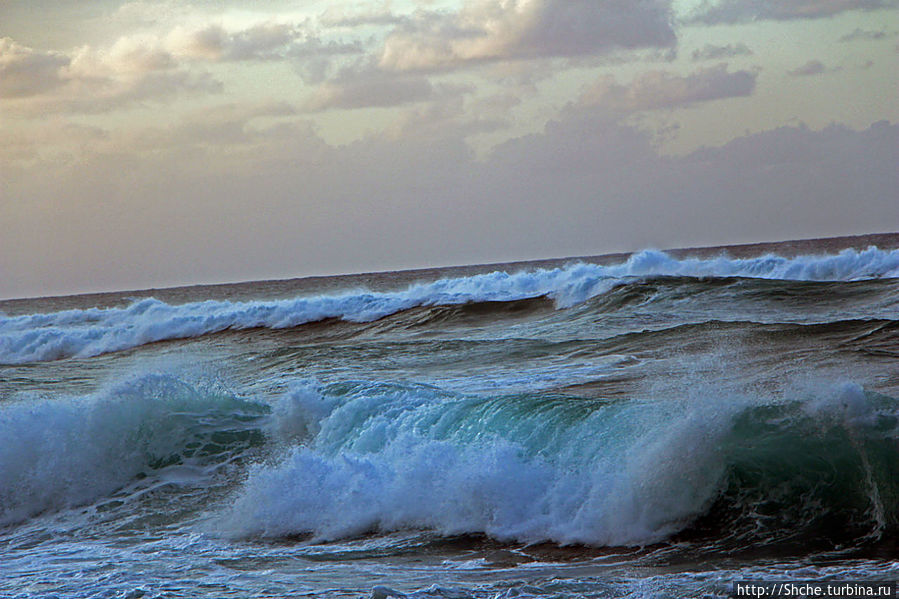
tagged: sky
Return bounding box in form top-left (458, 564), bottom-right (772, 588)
top-left (1, 0), bottom-right (898, 299)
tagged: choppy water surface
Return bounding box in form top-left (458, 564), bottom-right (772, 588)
top-left (2, 238), bottom-right (898, 598)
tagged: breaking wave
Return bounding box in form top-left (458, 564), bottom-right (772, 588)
top-left (220, 380), bottom-right (899, 549)
top-left (3, 368), bottom-right (895, 550)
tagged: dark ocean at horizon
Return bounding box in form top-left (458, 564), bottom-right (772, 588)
top-left (1, 233), bottom-right (898, 598)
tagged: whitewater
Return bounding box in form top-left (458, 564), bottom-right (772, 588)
top-left (1, 237), bottom-right (897, 598)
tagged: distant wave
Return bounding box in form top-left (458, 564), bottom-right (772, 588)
top-left (2, 247), bottom-right (898, 364)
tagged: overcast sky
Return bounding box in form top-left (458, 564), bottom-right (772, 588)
top-left (2, 0), bottom-right (898, 299)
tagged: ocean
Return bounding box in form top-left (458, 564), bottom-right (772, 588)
top-left (1, 234), bottom-right (897, 598)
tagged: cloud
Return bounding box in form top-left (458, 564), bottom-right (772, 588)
top-left (162, 21), bottom-right (365, 85)
top-left (0, 38), bottom-right (70, 98)
top-left (787, 59), bottom-right (839, 76)
top-left (0, 36), bottom-right (221, 113)
top-left (287, 38), bottom-right (365, 60)
top-left (0, 18), bottom-right (364, 115)
top-left (838, 27), bottom-right (895, 41)
top-left (579, 63), bottom-right (757, 112)
top-left (471, 91), bottom-right (523, 114)
top-left (671, 121), bottom-right (897, 238)
top-left (483, 117), bottom-right (898, 252)
top-left (304, 72), bottom-right (435, 111)
top-left (149, 102), bottom-right (301, 149)
top-left (66, 36), bottom-right (177, 78)
top-left (383, 93), bottom-right (506, 140)
top-left (114, 21), bottom-right (363, 65)
top-left (111, 0), bottom-right (199, 28)
top-left (0, 14), bottom-right (370, 114)
top-left (320, 4), bottom-right (409, 28)
top-left (166, 22), bottom-right (304, 61)
top-left (0, 120), bottom-right (109, 166)
top-left (691, 43), bottom-right (753, 61)
top-left (288, 38), bottom-right (367, 84)
top-left (686, 0), bottom-right (896, 24)
top-left (378, 0), bottom-right (676, 72)
top-left (5, 109), bottom-right (896, 298)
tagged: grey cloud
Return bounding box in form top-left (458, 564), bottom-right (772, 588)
top-left (111, 1), bottom-right (202, 28)
top-left (838, 27), bottom-right (895, 41)
top-left (228, 23), bottom-right (301, 60)
top-left (167, 21), bottom-right (365, 64)
top-left (691, 43), bottom-right (753, 61)
top-left (670, 121), bottom-right (897, 239)
top-left (168, 22), bottom-right (301, 61)
top-left (686, 0), bottom-right (896, 24)
top-left (383, 94), bottom-right (506, 140)
top-left (0, 37), bottom-right (70, 98)
top-left (165, 22), bottom-right (366, 86)
top-left (303, 72), bottom-right (435, 111)
top-left (118, 69), bottom-right (222, 101)
top-left (319, 6), bottom-right (409, 28)
top-left (43, 70), bottom-right (222, 114)
top-left (0, 37), bottom-right (222, 115)
top-left (0, 121), bottom-right (107, 165)
top-left (288, 38), bottom-right (367, 84)
top-left (157, 102), bottom-right (299, 148)
top-left (471, 92), bottom-right (523, 114)
top-left (516, 0), bottom-right (676, 57)
top-left (287, 38), bottom-right (365, 60)
top-left (378, 0), bottom-right (676, 72)
top-left (787, 59), bottom-right (839, 76)
top-left (6, 110), bottom-right (895, 298)
top-left (580, 64), bottom-right (757, 112)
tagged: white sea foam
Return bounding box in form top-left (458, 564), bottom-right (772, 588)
top-left (220, 381), bottom-right (739, 546)
top-left (3, 247), bottom-right (897, 364)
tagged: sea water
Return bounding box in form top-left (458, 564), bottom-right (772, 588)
top-left (1, 237), bottom-right (897, 598)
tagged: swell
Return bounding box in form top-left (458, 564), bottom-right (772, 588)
top-left (219, 379), bottom-right (899, 549)
top-left (3, 247), bottom-right (898, 364)
top-left (602, 318), bottom-right (898, 346)
top-left (523, 318), bottom-right (898, 364)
